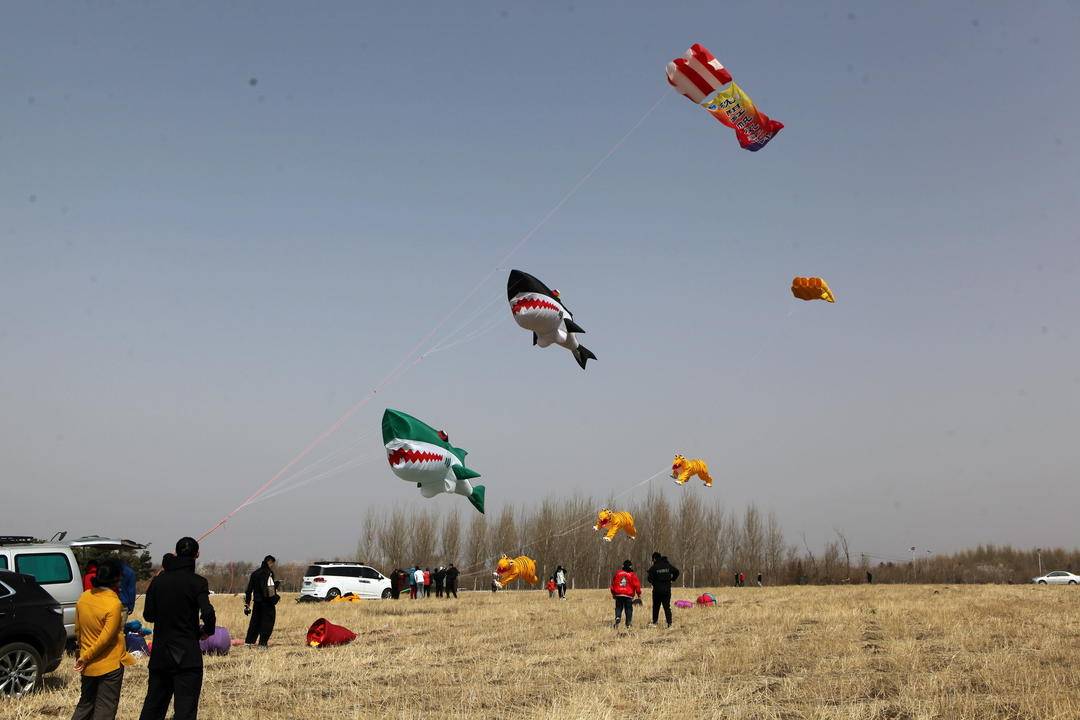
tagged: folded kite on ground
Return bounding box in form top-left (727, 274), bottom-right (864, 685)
top-left (307, 618), bottom-right (357, 648)
top-left (199, 626), bottom-right (232, 655)
top-left (696, 593), bottom-right (718, 606)
top-left (330, 593), bottom-right (362, 603)
top-left (674, 599), bottom-right (694, 609)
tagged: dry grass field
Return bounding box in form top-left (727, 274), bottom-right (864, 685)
top-left (8, 585), bottom-right (1079, 720)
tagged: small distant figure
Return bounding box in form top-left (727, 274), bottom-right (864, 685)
top-left (244, 555), bottom-right (279, 647)
top-left (72, 559), bottom-right (129, 720)
top-left (733, 571), bottom-right (739, 587)
top-left (389, 569), bottom-right (402, 600)
top-left (554, 565), bottom-right (568, 599)
top-left (412, 566), bottom-right (424, 599)
top-left (445, 564), bottom-right (459, 598)
top-left (866, 570), bottom-right (873, 584)
top-left (434, 566), bottom-right (446, 598)
top-left (546, 577), bottom-right (556, 598)
top-left (756, 572), bottom-right (763, 587)
top-left (610, 559), bottom-right (642, 630)
top-left (490, 571), bottom-right (500, 593)
top-left (423, 568), bottom-right (432, 598)
top-left (739, 572), bottom-right (746, 587)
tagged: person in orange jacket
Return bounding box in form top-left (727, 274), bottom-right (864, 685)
top-left (610, 559), bottom-right (642, 629)
top-left (546, 577), bottom-right (556, 598)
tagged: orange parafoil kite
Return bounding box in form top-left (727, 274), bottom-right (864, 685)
top-left (791, 277), bottom-right (835, 303)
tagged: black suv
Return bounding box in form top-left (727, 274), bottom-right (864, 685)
top-left (0, 570), bottom-right (66, 697)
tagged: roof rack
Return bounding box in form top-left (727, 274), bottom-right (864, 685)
top-left (0, 536), bottom-right (44, 545)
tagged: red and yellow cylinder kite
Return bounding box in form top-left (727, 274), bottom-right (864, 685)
top-left (791, 277), bottom-right (835, 303)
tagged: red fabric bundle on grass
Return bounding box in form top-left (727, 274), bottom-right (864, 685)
top-left (306, 618), bottom-right (357, 648)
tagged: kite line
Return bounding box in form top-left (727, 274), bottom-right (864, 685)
top-left (198, 91), bottom-right (668, 541)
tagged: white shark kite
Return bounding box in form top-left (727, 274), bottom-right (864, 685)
top-left (382, 408), bottom-right (485, 513)
top-left (507, 269), bottom-right (596, 370)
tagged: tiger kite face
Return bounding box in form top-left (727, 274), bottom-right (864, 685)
top-left (672, 454), bottom-right (688, 476)
top-left (595, 508), bottom-right (615, 528)
top-left (495, 554), bottom-right (514, 575)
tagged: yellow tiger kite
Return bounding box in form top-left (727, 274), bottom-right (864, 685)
top-left (672, 454), bottom-right (713, 487)
top-left (493, 554), bottom-right (538, 588)
top-left (593, 508), bottom-right (637, 542)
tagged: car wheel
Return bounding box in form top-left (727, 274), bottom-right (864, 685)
top-left (0, 642), bottom-right (43, 698)
top-left (381, 588), bottom-right (392, 599)
top-left (1038, 580), bottom-right (1047, 584)
top-left (325, 588), bottom-right (341, 600)
top-left (1069, 580), bottom-right (1077, 585)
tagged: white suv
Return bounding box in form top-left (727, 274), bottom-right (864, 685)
top-left (300, 563), bottom-right (392, 600)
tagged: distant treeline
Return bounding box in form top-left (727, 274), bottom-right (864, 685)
top-left (192, 492), bottom-right (1079, 592)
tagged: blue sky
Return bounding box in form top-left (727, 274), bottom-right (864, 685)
top-left (2, 2), bottom-right (1078, 561)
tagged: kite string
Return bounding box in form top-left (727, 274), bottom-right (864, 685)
top-left (242, 455), bottom-right (381, 508)
top-left (455, 466), bottom-right (670, 578)
top-left (199, 91), bottom-right (668, 542)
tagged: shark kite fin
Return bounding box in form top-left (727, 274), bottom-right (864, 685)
top-left (452, 464), bottom-right (481, 481)
top-left (564, 318), bottom-right (585, 334)
top-left (574, 346), bottom-right (596, 370)
top-left (468, 485), bottom-right (485, 514)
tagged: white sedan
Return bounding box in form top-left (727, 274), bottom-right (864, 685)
top-left (1032, 571), bottom-right (1080, 585)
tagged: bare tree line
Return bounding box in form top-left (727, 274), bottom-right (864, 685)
top-left (193, 496), bottom-right (1079, 592)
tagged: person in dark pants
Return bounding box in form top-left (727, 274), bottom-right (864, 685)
top-left (434, 566), bottom-right (446, 598)
top-left (72, 560), bottom-right (128, 720)
top-left (554, 565), bottom-right (568, 599)
top-left (610, 559), bottom-right (641, 629)
top-left (756, 572), bottom-right (763, 587)
top-left (138, 537), bottom-right (216, 720)
top-left (646, 552), bottom-right (680, 628)
top-left (444, 564), bottom-right (459, 598)
top-left (243, 555), bottom-right (279, 647)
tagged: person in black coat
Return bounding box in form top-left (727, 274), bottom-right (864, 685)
top-left (138, 537), bottom-right (216, 720)
top-left (646, 552), bottom-right (680, 628)
top-left (243, 555), bottom-right (279, 646)
top-left (444, 564), bottom-right (459, 599)
top-left (434, 566), bottom-right (446, 598)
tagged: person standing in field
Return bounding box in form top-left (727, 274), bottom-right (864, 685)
top-left (756, 572), bottom-right (763, 587)
top-left (546, 577), bottom-right (556, 598)
top-left (423, 568), bottom-right (432, 598)
top-left (434, 566), bottom-right (446, 598)
top-left (646, 552), bottom-right (680, 628)
top-left (412, 566), bottom-right (424, 599)
top-left (72, 560), bottom-right (131, 720)
top-left (138, 537), bottom-right (216, 720)
top-left (445, 564), bottom-right (459, 598)
top-left (554, 565), bottom-right (568, 599)
top-left (739, 572), bottom-right (746, 587)
top-left (243, 555), bottom-right (279, 647)
top-left (610, 559), bottom-right (642, 630)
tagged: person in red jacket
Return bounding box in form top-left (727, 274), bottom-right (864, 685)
top-left (82, 560), bottom-right (98, 592)
top-left (610, 559), bottom-right (642, 629)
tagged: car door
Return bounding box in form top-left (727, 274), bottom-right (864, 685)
top-left (358, 567), bottom-right (382, 598)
